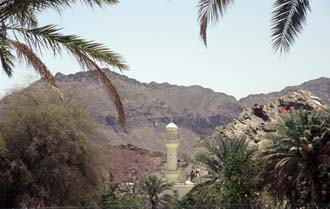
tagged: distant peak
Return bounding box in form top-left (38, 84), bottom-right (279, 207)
top-left (55, 72), bottom-right (66, 77)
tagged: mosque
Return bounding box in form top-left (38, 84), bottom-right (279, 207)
top-left (163, 121), bottom-right (195, 198)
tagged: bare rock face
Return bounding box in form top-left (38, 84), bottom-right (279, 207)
top-left (214, 90), bottom-right (325, 143)
top-left (99, 144), bottom-right (166, 183)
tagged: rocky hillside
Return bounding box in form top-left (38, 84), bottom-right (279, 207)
top-left (214, 90), bottom-right (325, 143)
top-left (239, 77), bottom-right (330, 108)
top-left (33, 69), bottom-right (242, 153)
top-left (99, 144), bottom-right (166, 183)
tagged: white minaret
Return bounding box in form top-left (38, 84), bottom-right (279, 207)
top-left (164, 121), bottom-right (180, 183)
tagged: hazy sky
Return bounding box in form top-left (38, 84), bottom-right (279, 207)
top-left (1, 0), bottom-right (329, 99)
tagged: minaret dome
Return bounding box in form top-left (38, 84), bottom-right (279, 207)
top-left (166, 122), bottom-right (177, 130)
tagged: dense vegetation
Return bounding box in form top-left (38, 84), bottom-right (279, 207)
top-left (140, 175), bottom-right (174, 209)
top-left (0, 88), bottom-right (101, 207)
top-left (102, 181), bottom-right (142, 209)
top-left (177, 137), bottom-right (260, 209)
top-left (177, 109), bottom-right (330, 209)
top-left (260, 110), bottom-right (330, 208)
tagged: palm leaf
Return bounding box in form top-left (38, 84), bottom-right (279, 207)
top-left (140, 176), bottom-right (173, 197)
top-left (0, 36), bottom-right (15, 77)
top-left (0, 0), bottom-right (119, 21)
top-left (271, 0), bottom-right (311, 54)
top-left (67, 45), bottom-right (125, 127)
top-left (9, 39), bottom-right (58, 89)
top-left (8, 25), bottom-right (128, 70)
top-left (197, 0), bottom-right (234, 46)
top-left (8, 7), bottom-right (39, 27)
top-left (6, 25), bottom-right (127, 126)
top-left (196, 136), bottom-right (255, 178)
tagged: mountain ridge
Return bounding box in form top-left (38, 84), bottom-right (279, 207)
top-left (239, 77), bottom-right (330, 107)
top-left (36, 69), bottom-right (242, 153)
top-left (2, 70), bottom-right (330, 154)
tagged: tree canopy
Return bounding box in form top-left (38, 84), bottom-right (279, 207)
top-left (260, 110), bottom-right (330, 208)
top-left (0, 88), bottom-right (101, 207)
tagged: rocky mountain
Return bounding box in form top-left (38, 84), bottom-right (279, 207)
top-left (239, 77), bottom-right (330, 108)
top-left (33, 69), bottom-right (242, 153)
top-left (214, 90), bottom-right (325, 143)
top-left (99, 144), bottom-right (166, 183)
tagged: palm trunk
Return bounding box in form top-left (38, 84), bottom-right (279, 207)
top-left (311, 175), bottom-right (322, 208)
top-left (150, 195), bottom-right (158, 209)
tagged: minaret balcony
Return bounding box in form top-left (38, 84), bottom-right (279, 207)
top-left (164, 141), bottom-right (179, 148)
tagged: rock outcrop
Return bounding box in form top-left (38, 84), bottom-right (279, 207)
top-left (214, 90), bottom-right (325, 143)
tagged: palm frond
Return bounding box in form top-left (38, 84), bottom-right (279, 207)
top-left (5, 25), bottom-right (127, 126)
top-left (140, 176), bottom-right (173, 197)
top-left (8, 25), bottom-right (128, 70)
top-left (197, 0), bottom-right (234, 46)
top-left (196, 136), bottom-right (255, 177)
top-left (9, 39), bottom-right (58, 89)
top-left (67, 44), bottom-right (125, 127)
top-left (81, 0), bottom-right (119, 7)
top-left (0, 36), bottom-right (15, 77)
top-left (0, 0), bottom-right (119, 23)
top-left (0, 0), bottom-right (69, 21)
top-left (195, 152), bottom-right (222, 174)
top-left (8, 7), bottom-right (39, 27)
top-left (271, 0), bottom-right (311, 54)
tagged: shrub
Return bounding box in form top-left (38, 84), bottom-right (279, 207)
top-left (0, 88), bottom-right (101, 207)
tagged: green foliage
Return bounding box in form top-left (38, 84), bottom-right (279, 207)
top-left (102, 183), bottom-right (119, 208)
top-left (139, 176), bottom-right (173, 209)
top-left (192, 136), bottom-right (260, 208)
top-left (221, 150), bottom-right (259, 208)
top-left (260, 110), bottom-right (330, 208)
top-left (0, 88), bottom-right (101, 207)
top-left (102, 182), bottom-right (141, 209)
top-left (173, 182), bottom-right (222, 209)
top-left (140, 176), bottom-right (173, 198)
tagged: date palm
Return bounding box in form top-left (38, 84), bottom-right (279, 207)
top-left (195, 136), bottom-right (259, 208)
top-left (195, 136), bottom-right (256, 180)
top-left (260, 110), bottom-right (330, 207)
top-left (140, 176), bottom-right (173, 209)
top-left (198, 0), bottom-right (311, 54)
top-left (0, 0), bottom-right (128, 126)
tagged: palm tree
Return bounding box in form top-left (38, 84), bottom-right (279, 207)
top-left (195, 136), bottom-right (256, 180)
top-left (0, 0), bottom-right (128, 126)
top-left (195, 136), bottom-right (259, 208)
top-left (139, 176), bottom-right (173, 209)
top-left (198, 0), bottom-right (311, 54)
top-left (260, 110), bottom-right (330, 208)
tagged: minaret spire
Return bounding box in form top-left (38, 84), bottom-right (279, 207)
top-left (164, 120), bottom-right (180, 183)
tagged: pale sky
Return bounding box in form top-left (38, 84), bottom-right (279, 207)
top-left (1, 0), bottom-right (329, 99)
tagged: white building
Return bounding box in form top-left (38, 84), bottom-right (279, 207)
top-left (163, 121), bottom-right (194, 198)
